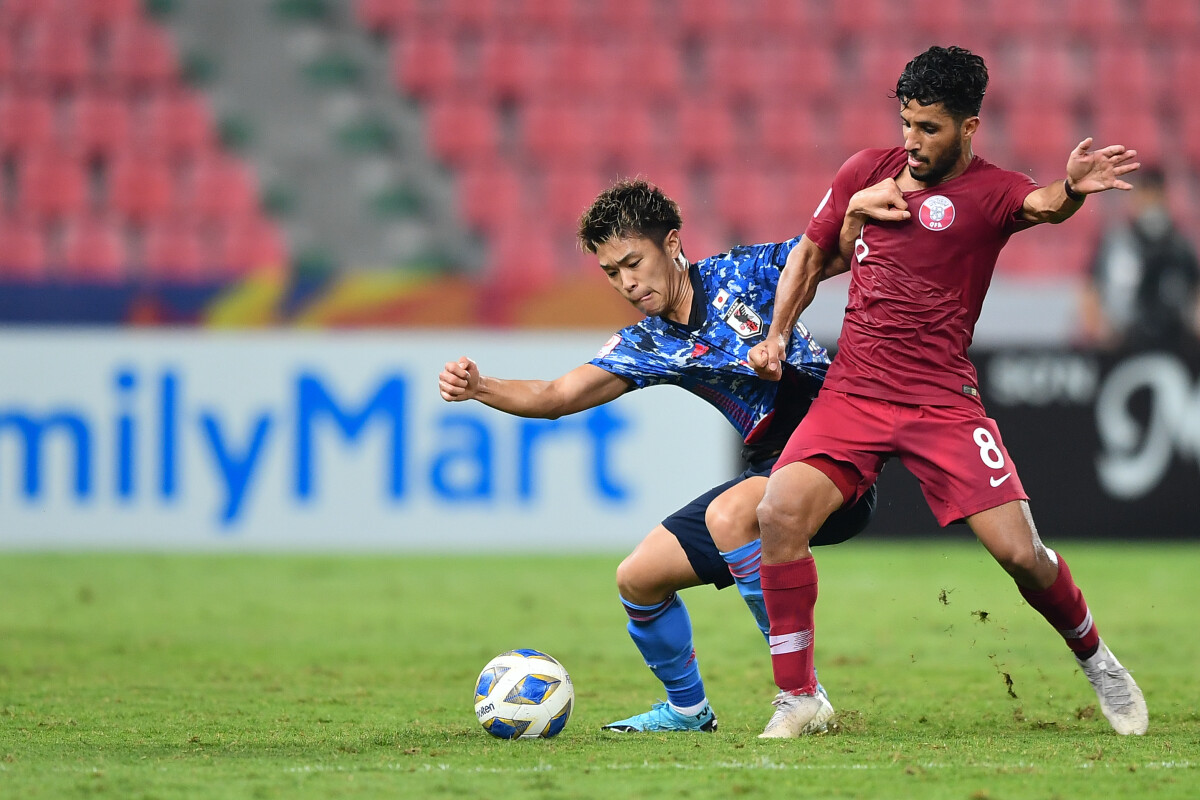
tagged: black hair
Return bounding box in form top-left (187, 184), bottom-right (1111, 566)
top-left (577, 178), bottom-right (682, 254)
top-left (895, 45), bottom-right (988, 120)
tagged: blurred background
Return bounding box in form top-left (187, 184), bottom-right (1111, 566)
top-left (1, 0), bottom-right (1198, 548)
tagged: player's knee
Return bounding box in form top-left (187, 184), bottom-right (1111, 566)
top-left (615, 553), bottom-right (661, 605)
top-left (705, 499), bottom-right (755, 552)
top-left (990, 540), bottom-right (1042, 582)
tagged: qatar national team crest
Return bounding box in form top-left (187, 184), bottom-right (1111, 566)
top-left (918, 195), bottom-right (955, 231)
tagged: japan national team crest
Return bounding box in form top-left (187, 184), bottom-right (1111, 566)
top-left (918, 195), bottom-right (955, 231)
top-left (724, 299), bottom-right (763, 339)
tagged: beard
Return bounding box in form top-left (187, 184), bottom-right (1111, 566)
top-left (909, 137), bottom-right (963, 185)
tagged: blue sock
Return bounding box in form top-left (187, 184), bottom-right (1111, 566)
top-left (621, 593), bottom-right (706, 710)
top-left (719, 539), bottom-right (769, 640)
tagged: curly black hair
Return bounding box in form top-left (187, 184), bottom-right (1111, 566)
top-left (577, 178), bottom-right (682, 254)
top-left (895, 45), bottom-right (988, 120)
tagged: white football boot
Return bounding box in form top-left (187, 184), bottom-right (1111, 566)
top-left (757, 690), bottom-right (835, 738)
top-left (1077, 639), bottom-right (1148, 735)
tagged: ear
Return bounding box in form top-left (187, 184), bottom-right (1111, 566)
top-left (663, 229), bottom-right (682, 262)
top-left (961, 115), bottom-right (980, 142)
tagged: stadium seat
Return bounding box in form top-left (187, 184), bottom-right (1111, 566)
top-left (530, 35), bottom-right (609, 99)
top-left (833, 103), bottom-right (900, 161)
top-left (67, 89), bottom-right (133, 159)
top-left (1091, 47), bottom-right (1164, 110)
top-left (761, 39), bottom-right (839, 102)
top-left (519, 100), bottom-right (601, 167)
top-left (0, 215), bottom-right (48, 279)
top-left (713, 166), bottom-right (779, 242)
top-left (707, 39), bottom-right (762, 101)
top-left (76, 0), bottom-right (141, 30)
top-left (108, 150), bottom-right (175, 224)
top-left (425, 94), bottom-right (499, 167)
top-left (19, 148), bottom-right (89, 220)
top-left (541, 165), bottom-right (607, 229)
top-left (106, 18), bottom-right (179, 89)
top-left (675, 99), bottom-right (739, 166)
top-left (477, 33), bottom-right (536, 101)
top-left (1144, 0), bottom-right (1200, 41)
top-left (141, 89), bottom-right (217, 160)
top-left (0, 90), bottom-right (56, 156)
top-left (185, 153), bottom-right (259, 223)
top-left (908, 0), bottom-right (974, 41)
top-left (456, 162), bottom-right (524, 235)
top-left (595, 99), bottom-right (667, 168)
top-left (509, 0), bottom-right (574, 33)
top-left (21, 18), bottom-right (93, 88)
top-left (997, 43), bottom-right (1083, 109)
top-left (141, 219), bottom-right (208, 281)
top-left (214, 215), bottom-right (288, 276)
top-left (677, 0), bottom-right (737, 35)
top-left (62, 215), bottom-right (128, 281)
top-left (390, 28), bottom-right (458, 98)
top-left (1063, 0), bottom-right (1126, 37)
top-left (758, 103), bottom-right (817, 165)
top-left (356, 0), bottom-right (417, 34)
top-left (1092, 104), bottom-right (1165, 166)
top-left (755, 0), bottom-right (816, 33)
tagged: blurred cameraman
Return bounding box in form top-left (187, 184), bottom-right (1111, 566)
top-left (1077, 165), bottom-right (1200, 354)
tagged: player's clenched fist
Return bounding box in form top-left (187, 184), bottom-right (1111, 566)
top-left (439, 356), bottom-right (480, 401)
top-left (748, 334), bottom-right (787, 381)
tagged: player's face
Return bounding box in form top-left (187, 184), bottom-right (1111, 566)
top-left (900, 100), bottom-right (976, 186)
top-left (595, 231), bottom-right (685, 320)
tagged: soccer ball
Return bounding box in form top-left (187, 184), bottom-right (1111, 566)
top-left (473, 649), bottom-right (574, 739)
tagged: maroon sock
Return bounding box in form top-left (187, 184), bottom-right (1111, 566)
top-left (761, 556), bottom-right (819, 694)
top-left (1018, 553), bottom-right (1100, 657)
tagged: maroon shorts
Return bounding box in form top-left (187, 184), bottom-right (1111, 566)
top-left (775, 390), bottom-right (1028, 526)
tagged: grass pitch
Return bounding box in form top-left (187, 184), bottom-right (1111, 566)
top-left (1, 541), bottom-right (1197, 799)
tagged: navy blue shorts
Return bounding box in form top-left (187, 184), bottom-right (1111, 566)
top-left (661, 457), bottom-right (877, 590)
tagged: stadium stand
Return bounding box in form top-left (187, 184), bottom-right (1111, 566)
top-left (0, 0), bottom-right (1195, 324)
top-left (0, 0), bottom-right (287, 283)
top-left (351, 0), bottom-right (1197, 286)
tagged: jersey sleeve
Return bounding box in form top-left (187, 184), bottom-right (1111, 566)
top-left (804, 150), bottom-right (878, 252)
top-left (987, 168), bottom-right (1040, 234)
top-left (587, 326), bottom-right (673, 389)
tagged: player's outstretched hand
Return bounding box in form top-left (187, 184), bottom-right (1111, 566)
top-left (439, 356), bottom-right (480, 401)
top-left (1066, 138), bottom-right (1140, 195)
top-left (749, 335), bottom-right (787, 382)
top-left (848, 179), bottom-right (911, 222)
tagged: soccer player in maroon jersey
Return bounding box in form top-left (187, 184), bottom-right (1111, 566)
top-left (747, 45), bottom-right (1148, 737)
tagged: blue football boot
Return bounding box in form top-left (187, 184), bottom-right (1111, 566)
top-left (602, 702), bottom-right (718, 732)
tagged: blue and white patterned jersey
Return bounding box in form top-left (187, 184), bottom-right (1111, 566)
top-left (589, 236), bottom-right (830, 448)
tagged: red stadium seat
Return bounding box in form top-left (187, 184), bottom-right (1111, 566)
top-left (426, 94), bottom-right (499, 167)
top-left (909, 0), bottom-right (974, 41)
top-left (530, 35), bottom-right (609, 99)
top-left (758, 104), bottom-right (816, 166)
top-left (1063, 0), bottom-right (1127, 37)
top-left (456, 162), bottom-right (524, 235)
top-left (62, 215), bottom-right (128, 281)
top-left (0, 0), bottom-right (47, 28)
top-left (541, 165), bottom-right (607, 229)
top-left (214, 215), bottom-right (288, 276)
top-left (1003, 105), bottom-right (1079, 177)
top-left (508, 0), bottom-right (574, 34)
top-left (0, 90), bottom-right (56, 155)
top-left (185, 153), bottom-right (258, 223)
top-left (595, 99), bottom-right (668, 168)
top-left (996, 43), bottom-right (1084, 109)
top-left (76, 0), bottom-right (141, 30)
top-left (708, 39), bottom-right (763, 100)
top-left (477, 33), bottom-right (536, 101)
top-left (0, 215), bottom-right (48, 279)
top-left (141, 89), bottom-right (216, 160)
top-left (520, 100), bottom-right (601, 167)
top-left (678, 0), bottom-right (737, 35)
top-left (108, 150), bottom-right (175, 223)
top-left (755, 0), bottom-right (816, 33)
top-left (19, 148), bottom-right (89, 219)
top-left (833, 103), bottom-right (900, 162)
top-left (20, 19), bottom-right (93, 88)
top-left (67, 89), bottom-right (133, 159)
top-left (1091, 47), bottom-right (1164, 110)
top-left (106, 18), bottom-right (179, 88)
top-left (675, 99), bottom-right (739, 166)
top-left (1092, 104), bottom-right (1166, 166)
top-left (1144, 0), bottom-right (1200, 41)
top-left (761, 39), bottom-right (839, 102)
top-left (356, 0), bottom-right (417, 33)
top-left (444, 0), bottom-right (504, 31)
top-left (142, 219), bottom-right (208, 281)
top-left (390, 28), bottom-right (458, 98)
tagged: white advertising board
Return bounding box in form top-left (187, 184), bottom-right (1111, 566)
top-left (0, 330), bottom-right (738, 552)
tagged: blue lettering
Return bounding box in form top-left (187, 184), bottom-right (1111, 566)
top-left (200, 412), bottom-right (272, 525)
top-left (115, 370), bottom-right (136, 500)
top-left (0, 411), bottom-right (91, 498)
top-left (160, 371), bottom-right (178, 499)
top-left (295, 374), bottom-right (406, 500)
top-left (585, 405), bottom-right (630, 501)
top-left (429, 415), bottom-right (492, 501)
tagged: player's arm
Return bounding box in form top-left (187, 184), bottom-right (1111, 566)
top-left (748, 237), bottom-right (833, 381)
top-left (1022, 138), bottom-right (1140, 224)
top-left (838, 178), bottom-right (911, 262)
top-left (438, 358), bottom-right (630, 419)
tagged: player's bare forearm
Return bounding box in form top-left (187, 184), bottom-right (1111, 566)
top-left (439, 359), bottom-right (627, 419)
top-left (1023, 138), bottom-right (1140, 224)
top-left (750, 238), bottom-right (828, 380)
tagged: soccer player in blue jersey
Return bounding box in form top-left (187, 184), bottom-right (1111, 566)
top-left (439, 179), bottom-right (876, 733)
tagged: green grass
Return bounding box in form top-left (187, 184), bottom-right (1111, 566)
top-left (1, 542), bottom-right (1197, 799)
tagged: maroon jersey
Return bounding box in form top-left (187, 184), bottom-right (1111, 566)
top-left (805, 147), bottom-right (1037, 408)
